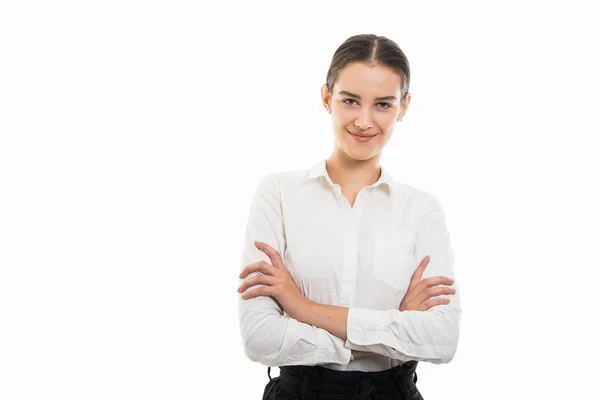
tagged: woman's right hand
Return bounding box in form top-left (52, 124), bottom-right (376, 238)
top-left (399, 255), bottom-right (456, 311)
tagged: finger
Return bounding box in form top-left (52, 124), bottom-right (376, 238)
top-left (238, 274), bottom-right (277, 294)
top-left (240, 285), bottom-right (272, 300)
top-left (410, 276), bottom-right (454, 304)
top-left (412, 285), bottom-right (456, 306)
top-left (255, 241), bottom-right (284, 269)
top-left (420, 275), bottom-right (454, 289)
top-left (408, 256), bottom-right (430, 290)
top-left (239, 260), bottom-right (276, 279)
top-left (418, 297), bottom-right (451, 311)
top-left (406, 272), bottom-right (453, 306)
top-left (404, 256), bottom-right (431, 304)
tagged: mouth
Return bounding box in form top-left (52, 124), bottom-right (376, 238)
top-left (347, 130), bottom-right (378, 142)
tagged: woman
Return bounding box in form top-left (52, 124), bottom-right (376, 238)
top-left (237, 34), bottom-right (461, 400)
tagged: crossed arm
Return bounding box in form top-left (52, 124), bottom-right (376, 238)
top-left (237, 174), bottom-right (461, 367)
top-left (239, 242), bottom-right (456, 343)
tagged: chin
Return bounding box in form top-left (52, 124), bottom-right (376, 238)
top-left (344, 149), bottom-right (377, 162)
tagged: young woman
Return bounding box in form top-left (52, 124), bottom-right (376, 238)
top-left (237, 34), bottom-right (461, 400)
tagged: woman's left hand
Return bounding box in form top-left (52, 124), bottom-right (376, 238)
top-left (238, 241), bottom-right (312, 322)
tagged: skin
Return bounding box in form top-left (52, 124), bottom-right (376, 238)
top-left (238, 61), bottom-right (455, 350)
top-left (321, 61), bottom-right (410, 205)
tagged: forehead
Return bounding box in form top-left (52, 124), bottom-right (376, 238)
top-left (335, 62), bottom-right (402, 97)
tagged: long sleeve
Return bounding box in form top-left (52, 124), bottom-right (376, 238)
top-left (237, 173), bottom-right (352, 367)
top-left (344, 194), bottom-right (462, 364)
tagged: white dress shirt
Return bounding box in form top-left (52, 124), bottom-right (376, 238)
top-left (238, 159), bottom-right (461, 372)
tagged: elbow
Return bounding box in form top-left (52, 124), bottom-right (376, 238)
top-left (244, 343), bottom-right (278, 366)
top-left (239, 308), bottom-right (288, 366)
top-left (431, 342), bottom-right (458, 364)
top-left (242, 329), bottom-right (284, 365)
top-left (430, 340), bottom-right (458, 365)
top-left (428, 306), bottom-right (461, 364)
top-left (242, 335), bottom-right (267, 363)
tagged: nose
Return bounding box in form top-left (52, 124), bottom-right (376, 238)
top-left (354, 107), bottom-right (373, 130)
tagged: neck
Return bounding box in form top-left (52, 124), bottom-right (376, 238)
top-left (325, 150), bottom-right (382, 191)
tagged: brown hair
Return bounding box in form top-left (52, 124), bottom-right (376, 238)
top-left (325, 34), bottom-right (411, 100)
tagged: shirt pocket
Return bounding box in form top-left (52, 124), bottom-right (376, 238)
top-left (371, 230), bottom-right (416, 291)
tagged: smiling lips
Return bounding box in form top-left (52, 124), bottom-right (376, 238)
top-left (348, 130), bottom-right (378, 142)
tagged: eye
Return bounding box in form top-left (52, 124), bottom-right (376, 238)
top-left (376, 102), bottom-right (393, 110)
top-left (343, 99), bottom-right (358, 106)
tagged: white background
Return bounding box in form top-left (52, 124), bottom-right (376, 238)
top-left (1, 1), bottom-right (599, 399)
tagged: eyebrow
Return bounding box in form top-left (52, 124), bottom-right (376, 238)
top-left (338, 90), bottom-right (397, 101)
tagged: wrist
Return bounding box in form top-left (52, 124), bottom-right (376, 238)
top-left (295, 299), bottom-right (318, 325)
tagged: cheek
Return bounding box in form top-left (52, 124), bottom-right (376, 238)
top-left (332, 114), bottom-right (351, 132)
top-left (374, 113), bottom-right (396, 128)
top-left (333, 108), bottom-right (352, 124)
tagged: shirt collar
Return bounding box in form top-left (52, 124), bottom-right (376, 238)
top-left (307, 159), bottom-right (396, 193)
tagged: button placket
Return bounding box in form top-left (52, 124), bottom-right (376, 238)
top-left (341, 205), bottom-right (365, 305)
top-left (338, 211), bottom-right (353, 305)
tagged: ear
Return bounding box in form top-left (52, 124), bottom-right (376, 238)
top-left (321, 84), bottom-right (332, 113)
top-left (397, 92), bottom-right (411, 121)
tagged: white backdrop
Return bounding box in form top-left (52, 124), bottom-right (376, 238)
top-left (1, 1), bottom-right (599, 399)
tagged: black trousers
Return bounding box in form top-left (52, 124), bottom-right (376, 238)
top-left (262, 361), bottom-right (423, 400)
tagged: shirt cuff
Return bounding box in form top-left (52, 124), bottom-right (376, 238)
top-left (346, 307), bottom-right (390, 346)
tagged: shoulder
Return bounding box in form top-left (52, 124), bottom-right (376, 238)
top-left (388, 180), bottom-right (438, 205)
top-left (386, 180), bottom-right (449, 225)
top-left (255, 166), bottom-right (313, 192)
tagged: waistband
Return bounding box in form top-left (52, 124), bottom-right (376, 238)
top-left (274, 361), bottom-right (418, 400)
